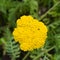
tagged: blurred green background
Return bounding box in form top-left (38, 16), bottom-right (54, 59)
top-left (0, 0), bottom-right (60, 60)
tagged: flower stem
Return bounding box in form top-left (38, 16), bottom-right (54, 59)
top-left (33, 46), bottom-right (55, 60)
top-left (22, 52), bottom-right (30, 60)
top-left (39, 1), bottom-right (60, 20)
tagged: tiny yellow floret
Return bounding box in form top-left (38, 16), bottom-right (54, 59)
top-left (13, 15), bottom-right (48, 51)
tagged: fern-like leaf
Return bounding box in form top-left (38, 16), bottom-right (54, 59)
top-left (1, 27), bottom-right (20, 60)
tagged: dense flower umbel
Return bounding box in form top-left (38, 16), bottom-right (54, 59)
top-left (13, 15), bottom-right (48, 51)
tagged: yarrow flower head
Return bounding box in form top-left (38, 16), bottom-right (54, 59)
top-left (13, 15), bottom-right (48, 51)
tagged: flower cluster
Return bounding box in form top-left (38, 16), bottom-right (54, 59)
top-left (13, 15), bottom-right (48, 51)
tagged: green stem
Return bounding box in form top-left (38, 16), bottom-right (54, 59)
top-left (39, 1), bottom-right (60, 20)
top-left (33, 52), bottom-right (44, 60)
top-left (46, 53), bottom-right (52, 59)
top-left (33, 46), bottom-right (55, 60)
top-left (22, 52), bottom-right (30, 60)
top-left (46, 46), bottom-right (55, 52)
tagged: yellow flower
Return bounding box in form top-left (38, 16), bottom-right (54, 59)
top-left (13, 15), bottom-right (48, 51)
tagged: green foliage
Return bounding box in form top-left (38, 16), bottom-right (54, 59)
top-left (0, 0), bottom-right (60, 60)
top-left (1, 27), bottom-right (20, 60)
